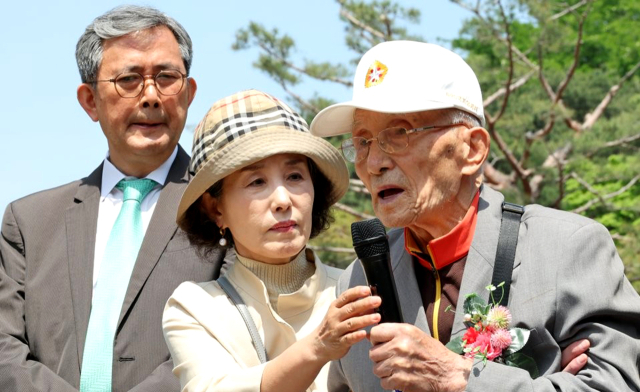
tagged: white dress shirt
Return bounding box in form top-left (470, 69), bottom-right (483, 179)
top-left (93, 147), bottom-right (178, 291)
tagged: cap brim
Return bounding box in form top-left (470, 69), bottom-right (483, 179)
top-left (177, 128), bottom-right (350, 226)
top-left (310, 100), bottom-right (474, 137)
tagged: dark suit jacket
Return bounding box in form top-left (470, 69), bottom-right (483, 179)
top-left (0, 147), bottom-right (227, 392)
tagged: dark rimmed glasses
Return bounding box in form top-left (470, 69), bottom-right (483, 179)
top-left (341, 123), bottom-right (468, 163)
top-left (88, 69), bottom-right (187, 98)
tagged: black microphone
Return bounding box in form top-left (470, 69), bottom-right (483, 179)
top-left (351, 218), bottom-right (403, 323)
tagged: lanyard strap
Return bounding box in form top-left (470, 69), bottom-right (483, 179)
top-left (490, 202), bottom-right (525, 307)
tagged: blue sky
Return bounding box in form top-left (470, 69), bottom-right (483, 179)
top-left (0, 1), bottom-right (471, 210)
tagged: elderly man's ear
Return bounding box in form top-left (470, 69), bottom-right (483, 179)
top-left (460, 126), bottom-right (490, 176)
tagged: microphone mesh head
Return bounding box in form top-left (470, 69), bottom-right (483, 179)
top-left (351, 218), bottom-right (389, 258)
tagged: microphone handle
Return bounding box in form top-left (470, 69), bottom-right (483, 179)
top-left (359, 252), bottom-right (404, 323)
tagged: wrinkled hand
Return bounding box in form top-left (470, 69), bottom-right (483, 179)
top-left (369, 323), bottom-right (471, 392)
top-left (561, 339), bottom-right (590, 374)
top-left (311, 286), bottom-right (381, 362)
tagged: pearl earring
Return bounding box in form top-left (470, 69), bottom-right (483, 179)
top-left (219, 227), bottom-right (228, 247)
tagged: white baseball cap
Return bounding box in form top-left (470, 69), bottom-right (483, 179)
top-left (310, 41), bottom-right (485, 137)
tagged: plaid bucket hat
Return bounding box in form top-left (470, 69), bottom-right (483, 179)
top-left (176, 89), bottom-right (350, 226)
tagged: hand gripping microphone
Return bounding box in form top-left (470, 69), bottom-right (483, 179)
top-left (351, 218), bottom-right (403, 323)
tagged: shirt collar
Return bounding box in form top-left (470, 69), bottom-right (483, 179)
top-left (100, 147), bottom-right (178, 197)
top-left (404, 190), bottom-right (480, 270)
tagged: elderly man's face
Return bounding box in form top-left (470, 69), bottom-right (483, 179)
top-left (353, 109), bottom-right (471, 232)
top-left (77, 26), bottom-right (196, 176)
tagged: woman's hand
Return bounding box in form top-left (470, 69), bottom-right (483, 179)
top-left (310, 285), bottom-right (381, 362)
top-left (260, 286), bottom-right (381, 392)
top-left (561, 339), bottom-right (590, 374)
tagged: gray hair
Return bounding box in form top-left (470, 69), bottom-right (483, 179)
top-left (75, 5), bottom-right (193, 83)
top-left (439, 109), bottom-right (482, 129)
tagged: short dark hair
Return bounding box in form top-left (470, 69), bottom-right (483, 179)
top-left (179, 158), bottom-right (334, 260)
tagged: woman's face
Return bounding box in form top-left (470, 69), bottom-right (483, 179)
top-left (202, 153), bottom-right (315, 265)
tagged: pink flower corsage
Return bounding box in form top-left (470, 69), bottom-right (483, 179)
top-left (445, 283), bottom-right (539, 378)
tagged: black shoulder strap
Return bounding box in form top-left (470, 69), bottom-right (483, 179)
top-left (490, 202), bottom-right (524, 307)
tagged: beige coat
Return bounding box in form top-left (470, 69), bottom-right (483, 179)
top-left (163, 251), bottom-right (341, 392)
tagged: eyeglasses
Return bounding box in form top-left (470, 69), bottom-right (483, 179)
top-left (341, 123), bottom-right (468, 163)
top-left (88, 69), bottom-right (187, 98)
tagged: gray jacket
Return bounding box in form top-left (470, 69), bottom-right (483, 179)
top-left (0, 147), bottom-right (227, 392)
top-left (329, 185), bottom-right (640, 392)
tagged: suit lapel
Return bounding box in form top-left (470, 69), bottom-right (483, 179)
top-left (451, 186), bottom-right (521, 340)
top-left (66, 165), bottom-right (102, 366)
top-left (389, 230), bottom-right (430, 335)
top-left (117, 148), bottom-right (190, 328)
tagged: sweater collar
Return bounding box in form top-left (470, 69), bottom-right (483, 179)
top-left (236, 248), bottom-right (313, 295)
top-left (228, 248), bottom-right (327, 319)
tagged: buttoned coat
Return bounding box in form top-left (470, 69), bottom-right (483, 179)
top-left (328, 185), bottom-right (640, 392)
top-left (0, 147), bottom-right (227, 392)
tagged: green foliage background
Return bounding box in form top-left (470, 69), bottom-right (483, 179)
top-left (234, 0), bottom-right (640, 292)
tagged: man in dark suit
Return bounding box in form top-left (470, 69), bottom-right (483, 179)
top-left (0, 6), bottom-right (227, 392)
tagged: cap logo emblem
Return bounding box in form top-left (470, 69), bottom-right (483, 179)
top-left (365, 60), bottom-right (388, 88)
top-left (445, 91), bottom-right (479, 112)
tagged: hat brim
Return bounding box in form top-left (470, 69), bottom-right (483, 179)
top-left (310, 100), bottom-right (476, 137)
top-left (177, 128), bottom-right (350, 226)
